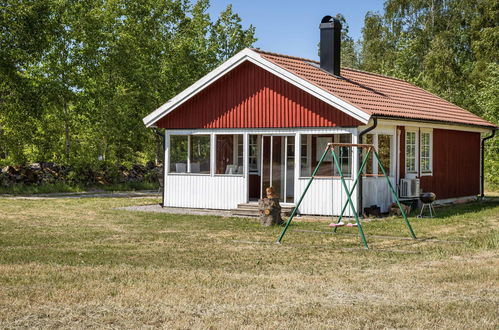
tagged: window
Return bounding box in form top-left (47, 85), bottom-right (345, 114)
top-left (377, 134), bottom-right (391, 175)
top-left (335, 134), bottom-right (352, 176)
top-left (191, 135), bottom-right (211, 173)
top-left (363, 133), bottom-right (393, 177)
top-left (300, 134), bottom-right (352, 177)
top-left (300, 135), bottom-right (311, 176)
top-left (405, 131), bottom-right (417, 173)
top-left (169, 135), bottom-right (211, 174)
top-left (248, 135), bottom-right (259, 173)
top-left (169, 135), bottom-right (188, 173)
top-left (420, 130), bottom-right (432, 173)
top-left (363, 134), bottom-right (374, 175)
top-left (216, 134), bottom-right (244, 175)
top-left (286, 136), bottom-right (295, 203)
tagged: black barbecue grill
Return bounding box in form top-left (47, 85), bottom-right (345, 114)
top-left (418, 192), bottom-right (436, 218)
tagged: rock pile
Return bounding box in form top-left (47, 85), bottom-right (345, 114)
top-left (0, 161), bottom-right (163, 187)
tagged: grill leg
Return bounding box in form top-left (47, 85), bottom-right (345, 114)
top-left (419, 204), bottom-right (425, 218)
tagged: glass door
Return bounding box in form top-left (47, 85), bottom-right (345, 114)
top-left (261, 135), bottom-right (295, 203)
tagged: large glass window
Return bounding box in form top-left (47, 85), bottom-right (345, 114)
top-left (216, 134), bottom-right (244, 175)
top-left (363, 133), bottom-right (392, 177)
top-left (300, 134), bottom-right (352, 177)
top-left (169, 135), bottom-right (188, 173)
top-left (169, 135), bottom-right (211, 174)
top-left (405, 131), bottom-right (417, 173)
top-left (191, 135), bottom-right (211, 173)
top-left (420, 131), bottom-right (432, 173)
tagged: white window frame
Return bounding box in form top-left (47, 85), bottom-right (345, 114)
top-left (248, 134), bottom-right (260, 174)
top-left (168, 133), bottom-right (212, 175)
top-left (419, 129), bottom-right (433, 176)
top-left (405, 129), bottom-right (418, 175)
top-left (214, 133), bottom-right (244, 177)
top-left (300, 133), bottom-right (353, 178)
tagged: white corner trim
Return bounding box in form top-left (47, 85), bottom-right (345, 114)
top-left (142, 48), bottom-right (370, 128)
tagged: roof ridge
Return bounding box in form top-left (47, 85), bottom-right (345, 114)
top-left (251, 48), bottom-right (320, 64)
top-left (252, 47), bottom-right (411, 84)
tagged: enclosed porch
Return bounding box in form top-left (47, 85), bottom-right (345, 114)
top-left (162, 126), bottom-right (399, 216)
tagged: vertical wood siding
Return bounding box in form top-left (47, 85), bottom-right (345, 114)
top-left (164, 175), bottom-right (245, 209)
top-left (156, 61), bottom-right (361, 129)
top-left (296, 178), bottom-right (356, 216)
top-left (420, 129), bottom-right (480, 199)
top-left (362, 177), bottom-right (396, 213)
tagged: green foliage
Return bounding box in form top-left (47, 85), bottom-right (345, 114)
top-left (0, 0), bottom-right (256, 167)
top-left (360, 0), bottom-right (499, 188)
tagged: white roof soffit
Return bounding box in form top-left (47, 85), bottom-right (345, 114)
top-left (142, 48), bottom-right (371, 128)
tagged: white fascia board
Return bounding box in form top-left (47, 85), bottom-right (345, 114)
top-left (375, 118), bottom-right (494, 134)
top-left (142, 48), bottom-right (370, 128)
top-left (143, 48), bottom-right (255, 127)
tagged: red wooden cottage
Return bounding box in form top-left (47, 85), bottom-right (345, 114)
top-left (143, 16), bottom-right (497, 216)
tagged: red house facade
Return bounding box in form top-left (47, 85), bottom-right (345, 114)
top-left (143, 17), bottom-right (496, 215)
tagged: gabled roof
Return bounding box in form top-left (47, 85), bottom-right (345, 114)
top-left (143, 48), bottom-right (496, 129)
top-left (143, 48), bottom-right (369, 127)
top-left (255, 49), bottom-right (496, 129)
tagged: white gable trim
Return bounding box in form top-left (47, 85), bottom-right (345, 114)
top-left (142, 48), bottom-right (370, 128)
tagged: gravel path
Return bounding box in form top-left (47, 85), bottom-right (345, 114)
top-left (117, 204), bottom-right (234, 217)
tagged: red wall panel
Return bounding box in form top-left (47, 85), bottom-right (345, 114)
top-left (156, 61), bottom-right (361, 129)
top-left (419, 129), bottom-right (480, 199)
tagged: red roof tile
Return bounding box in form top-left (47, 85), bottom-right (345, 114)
top-left (255, 49), bottom-right (496, 128)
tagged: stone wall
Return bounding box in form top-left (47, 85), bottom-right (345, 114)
top-left (0, 161), bottom-right (163, 187)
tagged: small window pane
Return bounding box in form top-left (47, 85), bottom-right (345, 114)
top-left (170, 135), bottom-right (188, 173)
top-left (421, 132), bottom-right (431, 172)
top-left (363, 134), bottom-right (374, 175)
top-left (300, 135), bottom-right (310, 176)
top-left (216, 134), bottom-right (243, 175)
top-left (248, 135), bottom-right (259, 172)
top-left (378, 134), bottom-right (391, 176)
top-left (191, 135), bottom-right (211, 174)
top-left (406, 132), bottom-right (416, 173)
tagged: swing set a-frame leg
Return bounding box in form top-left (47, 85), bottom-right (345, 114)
top-left (333, 147), bottom-right (372, 233)
top-left (276, 145), bottom-right (332, 244)
top-left (331, 148), bottom-right (369, 249)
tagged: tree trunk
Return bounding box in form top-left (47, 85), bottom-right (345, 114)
top-left (258, 198), bottom-right (283, 226)
top-left (63, 98), bottom-right (70, 160)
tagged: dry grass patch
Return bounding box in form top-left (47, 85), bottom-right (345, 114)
top-left (0, 197), bottom-right (498, 328)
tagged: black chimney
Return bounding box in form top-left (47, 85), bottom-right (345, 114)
top-left (319, 15), bottom-right (342, 76)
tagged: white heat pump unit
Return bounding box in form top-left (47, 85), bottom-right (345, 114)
top-left (400, 179), bottom-right (420, 198)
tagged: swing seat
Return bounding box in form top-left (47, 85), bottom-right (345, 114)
top-left (329, 222), bottom-right (358, 227)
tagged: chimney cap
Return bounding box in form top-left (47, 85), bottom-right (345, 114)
top-left (319, 15), bottom-right (341, 29)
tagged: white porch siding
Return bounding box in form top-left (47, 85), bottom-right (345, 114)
top-left (362, 177), bottom-right (396, 213)
top-left (164, 175), bottom-right (245, 209)
top-left (296, 178), bottom-right (355, 216)
top-left (163, 127), bottom-right (361, 214)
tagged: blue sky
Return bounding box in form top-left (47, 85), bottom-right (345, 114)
top-left (207, 0), bottom-right (385, 60)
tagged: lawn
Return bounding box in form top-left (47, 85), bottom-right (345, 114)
top-left (0, 197), bottom-right (498, 329)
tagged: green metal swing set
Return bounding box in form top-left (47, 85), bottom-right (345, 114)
top-left (277, 142), bottom-right (417, 249)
